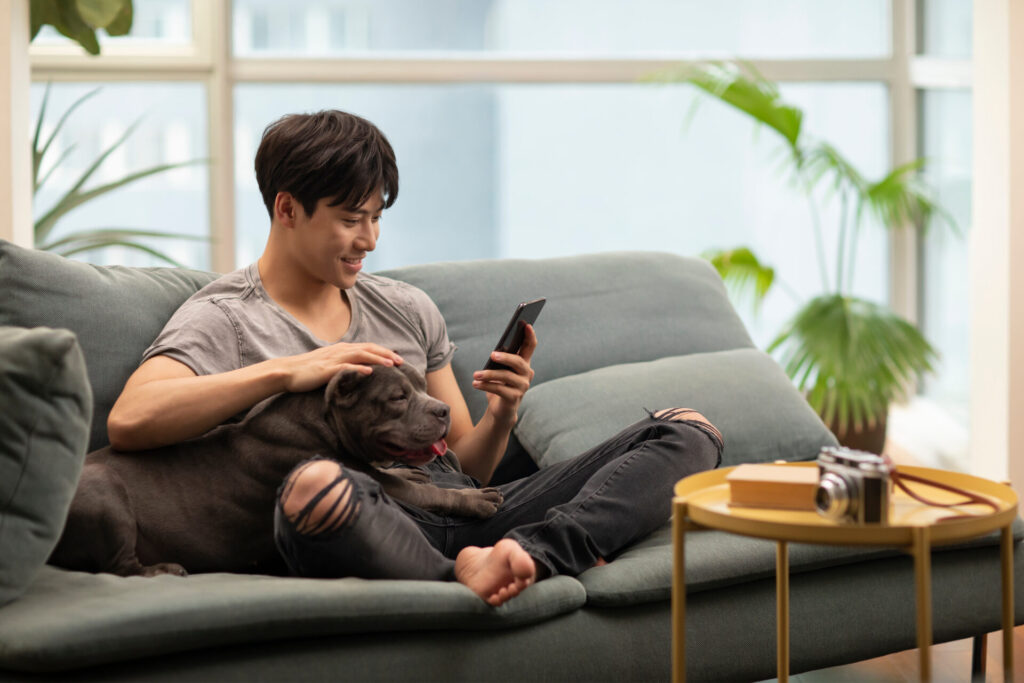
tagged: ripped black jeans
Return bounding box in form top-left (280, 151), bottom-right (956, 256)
top-left (273, 411), bottom-right (723, 580)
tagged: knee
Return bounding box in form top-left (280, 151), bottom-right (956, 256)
top-left (279, 459), bottom-right (360, 536)
top-left (653, 408), bottom-right (724, 456)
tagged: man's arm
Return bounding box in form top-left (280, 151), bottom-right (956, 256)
top-left (426, 325), bottom-right (537, 486)
top-left (108, 342), bottom-right (404, 451)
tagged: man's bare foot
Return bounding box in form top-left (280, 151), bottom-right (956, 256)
top-left (455, 539), bottom-right (537, 606)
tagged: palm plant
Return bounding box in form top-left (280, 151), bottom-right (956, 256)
top-left (665, 62), bottom-right (951, 445)
top-left (32, 83), bottom-right (206, 267)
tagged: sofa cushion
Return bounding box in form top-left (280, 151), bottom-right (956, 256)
top-left (578, 517), bottom-right (1024, 607)
top-left (514, 348), bottom-right (837, 470)
top-left (0, 568), bottom-right (586, 672)
top-left (0, 326), bottom-right (92, 607)
top-left (0, 240), bottom-right (218, 451)
top-left (379, 251), bottom-right (755, 422)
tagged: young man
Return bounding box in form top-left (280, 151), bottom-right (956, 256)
top-left (108, 110), bottom-right (722, 607)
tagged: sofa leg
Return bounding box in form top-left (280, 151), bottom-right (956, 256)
top-left (971, 633), bottom-right (987, 681)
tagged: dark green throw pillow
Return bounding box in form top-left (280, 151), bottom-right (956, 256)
top-left (514, 348), bottom-right (837, 469)
top-left (0, 326), bottom-right (92, 606)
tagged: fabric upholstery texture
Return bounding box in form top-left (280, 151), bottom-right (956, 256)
top-left (0, 326), bottom-right (92, 607)
top-left (0, 568), bottom-right (585, 672)
top-left (0, 240), bottom-right (218, 451)
top-left (379, 251), bottom-right (755, 422)
top-left (514, 348), bottom-right (837, 469)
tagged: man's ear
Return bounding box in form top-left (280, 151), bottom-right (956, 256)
top-left (324, 368), bottom-right (371, 408)
top-left (274, 192), bottom-right (298, 227)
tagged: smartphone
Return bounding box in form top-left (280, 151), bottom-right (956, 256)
top-left (483, 298), bottom-right (546, 372)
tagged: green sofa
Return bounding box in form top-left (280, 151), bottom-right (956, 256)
top-left (0, 239), bottom-right (1020, 681)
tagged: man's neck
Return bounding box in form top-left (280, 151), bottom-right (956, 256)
top-left (257, 247), bottom-right (353, 341)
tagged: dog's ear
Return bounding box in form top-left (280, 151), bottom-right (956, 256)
top-left (325, 368), bottom-right (372, 408)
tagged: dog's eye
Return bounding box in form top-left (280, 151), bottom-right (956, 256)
top-left (389, 392), bottom-right (408, 402)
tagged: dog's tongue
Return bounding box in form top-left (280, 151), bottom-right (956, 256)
top-left (430, 439), bottom-right (448, 457)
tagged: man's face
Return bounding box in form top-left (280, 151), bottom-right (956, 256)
top-left (291, 193), bottom-right (383, 289)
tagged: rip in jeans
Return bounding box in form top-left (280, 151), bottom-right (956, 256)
top-left (278, 460), bottom-right (362, 538)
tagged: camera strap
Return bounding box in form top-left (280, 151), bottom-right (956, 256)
top-left (892, 468), bottom-right (1000, 518)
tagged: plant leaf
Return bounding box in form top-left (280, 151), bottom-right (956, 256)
top-left (29, 0), bottom-right (61, 41)
top-left (75, 0), bottom-right (125, 28)
top-left (680, 61), bottom-right (803, 154)
top-left (769, 294), bottom-right (937, 435)
top-left (52, 238), bottom-right (189, 268)
top-left (35, 86), bottom-right (101, 175)
top-left (702, 246), bottom-right (775, 311)
top-left (39, 228), bottom-right (207, 252)
top-left (104, 0), bottom-right (132, 35)
top-left (53, 1), bottom-right (101, 54)
top-left (34, 158), bottom-right (207, 243)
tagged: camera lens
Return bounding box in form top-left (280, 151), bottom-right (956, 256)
top-left (815, 473), bottom-right (851, 520)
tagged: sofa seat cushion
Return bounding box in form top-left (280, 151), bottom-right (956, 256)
top-left (0, 327), bottom-right (92, 607)
top-left (379, 251), bottom-right (755, 423)
top-left (578, 517), bottom-right (1024, 607)
top-left (0, 567), bottom-right (586, 673)
top-left (0, 240), bottom-right (218, 451)
top-left (514, 348), bottom-right (837, 470)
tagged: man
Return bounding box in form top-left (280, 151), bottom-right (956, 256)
top-left (108, 110), bottom-right (722, 607)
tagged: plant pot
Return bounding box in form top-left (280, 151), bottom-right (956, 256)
top-left (825, 410), bottom-right (888, 455)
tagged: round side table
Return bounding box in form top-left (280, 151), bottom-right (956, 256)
top-left (671, 462), bottom-right (1018, 683)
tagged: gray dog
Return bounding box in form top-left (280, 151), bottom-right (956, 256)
top-left (48, 365), bottom-right (503, 578)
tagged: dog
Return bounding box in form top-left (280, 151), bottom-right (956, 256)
top-left (48, 365), bottom-right (503, 578)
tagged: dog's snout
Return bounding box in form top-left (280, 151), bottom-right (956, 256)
top-left (433, 403), bottom-right (450, 420)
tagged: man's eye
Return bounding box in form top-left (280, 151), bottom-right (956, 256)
top-left (342, 219), bottom-right (358, 226)
top-left (371, 215), bottom-right (382, 223)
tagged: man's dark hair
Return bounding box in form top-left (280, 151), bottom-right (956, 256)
top-left (255, 110), bottom-right (398, 219)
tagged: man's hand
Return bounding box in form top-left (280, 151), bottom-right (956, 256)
top-left (471, 324), bottom-right (537, 425)
top-left (278, 342), bottom-right (404, 393)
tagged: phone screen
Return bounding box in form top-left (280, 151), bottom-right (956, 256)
top-left (483, 298), bottom-right (545, 371)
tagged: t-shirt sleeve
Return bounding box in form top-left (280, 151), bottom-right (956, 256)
top-left (402, 285), bottom-right (457, 372)
top-left (140, 299), bottom-right (242, 376)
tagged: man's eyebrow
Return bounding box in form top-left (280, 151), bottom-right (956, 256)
top-left (342, 205), bottom-right (385, 215)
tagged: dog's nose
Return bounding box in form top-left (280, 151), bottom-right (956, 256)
top-left (433, 403), bottom-right (450, 420)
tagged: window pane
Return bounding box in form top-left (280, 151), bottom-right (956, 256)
top-left (233, 0), bottom-right (889, 58)
top-left (918, 89), bottom-right (971, 421)
top-left (30, 82), bottom-right (209, 269)
top-left (32, 0), bottom-right (192, 46)
top-left (917, 0), bottom-right (971, 58)
top-left (235, 82), bottom-right (888, 349)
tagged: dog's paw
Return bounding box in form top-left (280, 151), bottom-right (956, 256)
top-left (457, 486), bottom-right (504, 518)
top-left (390, 467), bottom-right (432, 484)
top-left (142, 562), bottom-right (188, 577)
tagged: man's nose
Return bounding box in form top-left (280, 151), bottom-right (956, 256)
top-left (357, 221), bottom-right (377, 251)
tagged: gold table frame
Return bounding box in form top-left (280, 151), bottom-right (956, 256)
top-left (672, 463), bottom-right (1018, 683)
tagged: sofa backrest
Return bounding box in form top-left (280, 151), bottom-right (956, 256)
top-left (0, 241), bottom-right (218, 451)
top-left (380, 252), bottom-right (754, 422)
top-left (0, 242), bottom-right (765, 453)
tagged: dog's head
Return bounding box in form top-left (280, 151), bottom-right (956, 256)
top-left (324, 365), bottom-right (451, 468)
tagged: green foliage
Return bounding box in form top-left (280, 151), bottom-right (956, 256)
top-left (664, 61), bottom-right (954, 435)
top-left (30, 0), bottom-right (133, 55)
top-left (702, 247), bottom-right (775, 312)
top-left (32, 83), bottom-right (207, 267)
top-left (769, 295), bottom-right (936, 437)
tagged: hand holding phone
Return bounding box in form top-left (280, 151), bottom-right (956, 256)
top-left (483, 298), bottom-right (545, 372)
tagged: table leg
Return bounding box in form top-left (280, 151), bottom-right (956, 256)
top-left (1001, 524), bottom-right (1014, 682)
top-left (673, 501), bottom-right (686, 683)
top-left (913, 525), bottom-right (933, 683)
top-left (777, 540), bottom-right (789, 683)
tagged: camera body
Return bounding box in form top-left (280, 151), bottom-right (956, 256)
top-left (815, 446), bottom-right (894, 524)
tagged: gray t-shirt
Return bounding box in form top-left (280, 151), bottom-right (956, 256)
top-left (142, 263), bottom-right (457, 377)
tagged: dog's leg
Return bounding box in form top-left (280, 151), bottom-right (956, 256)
top-left (373, 471), bottom-right (503, 518)
top-left (50, 463), bottom-right (187, 577)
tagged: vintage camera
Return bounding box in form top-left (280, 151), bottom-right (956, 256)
top-left (815, 446), bottom-right (894, 524)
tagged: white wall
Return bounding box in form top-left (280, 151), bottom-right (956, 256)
top-left (0, 0), bottom-right (32, 247)
top-left (970, 0), bottom-right (1024, 489)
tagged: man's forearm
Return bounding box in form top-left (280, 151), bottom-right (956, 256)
top-left (450, 412), bottom-right (515, 485)
top-left (107, 361), bottom-right (289, 451)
